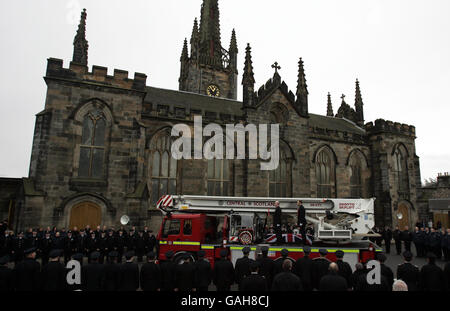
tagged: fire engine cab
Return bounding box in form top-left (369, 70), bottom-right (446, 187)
top-left (156, 195), bottom-right (382, 269)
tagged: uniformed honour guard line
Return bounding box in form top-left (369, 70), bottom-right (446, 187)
top-left (171, 116), bottom-right (280, 171)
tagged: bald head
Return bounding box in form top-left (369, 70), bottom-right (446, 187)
top-left (329, 262), bottom-right (339, 273)
top-left (282, 259), bottom-right (292, 272)
top-left (393, 280), bottom-right (408, 291)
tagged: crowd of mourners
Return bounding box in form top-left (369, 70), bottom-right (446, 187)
top-left (1, 220), bottom-right (450, 291)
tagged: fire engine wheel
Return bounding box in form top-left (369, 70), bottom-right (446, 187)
top-left (239, 231), bottom-right (253, 245)
top-left (173, 253), bottom-right (195, 265)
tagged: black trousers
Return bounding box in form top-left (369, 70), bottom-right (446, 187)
top-left (275, 224), bottom-right (282, 244)
top-left (394, 240), bottom-right (402, 254)
top-left (384, 239), bottom-right (391, 254)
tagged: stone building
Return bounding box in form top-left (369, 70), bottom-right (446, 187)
top-left (4, 0), bottom-right (425, 232)
top-left (417, 173), bottom-right (450, 229)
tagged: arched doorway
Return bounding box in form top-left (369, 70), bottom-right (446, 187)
top-left (69, 202), bottom-right (102, 229)
top-left (397, 202), bottom-right (410, 230)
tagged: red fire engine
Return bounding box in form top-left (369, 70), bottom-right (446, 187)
top-left (156, 195), bottom-right (382, 268)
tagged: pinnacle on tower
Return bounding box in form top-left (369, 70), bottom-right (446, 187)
top-left (327, 93), bottom-right (334, 117)
top-left (229, 29), bottom-right (238, 54)
top-left (242, 43), bottom-right (255, 107)
top-left (190, 18), bottom-right (199, 59)
top-left (242, 43), bottom-right (255, 87)
top-left (72, 9), bottom-right (89, 66)
top-left (296, 58), bottom-right (309, 117)
top-left (198, 0), bottom-right (222, 67)
top-left (355, 79), bottom-right (365, 126)
top-left (181, 38), bottom-right (189, 61)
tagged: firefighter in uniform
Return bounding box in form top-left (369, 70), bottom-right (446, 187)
top-left (41, 249), bottom-right (66, 291)
top-left (213, 249), bottom-right (234, 291)
top-left (297, 201), bottom-right (307, 245)
top-left (335, 250), bottom-right (352, 290)
top-left (241, 261), bottom-right (267, 291)
top-left (274, 249), bottom-right (290, 276)
top-left (257, 246), bottom-right (274, 289)
top-left (319, 262), bottom-right (348, 292)
top-left (377, 253), bottom-right (394, 290)
top-left (103, 251), bottom-right (120, 291)
top-left (0, 255), bottom-right (13, 291)
top-left (401, 226), bottom-right (412, 253)
top-left (118, 251), bottom-right (140, 291)
top-left (14, 247), bottom-right (41, 291)
top-left (294, 245), bottom-right (313, 291)
top-left (81, 251), bottom-right (104, 291)
top-left (419, 252), bottom-right (447, 291)
top-left (397, 251), bottom-right (420, 291)
top-left (393, 226), bottom-right (402, 255)
top-left (140, 251), bottom-right (161, 291)
top-left (311, 249), bottom-right (331, 291)
top-left (175, 254), bottom-right (196, 292)
top-left (194, 250), bottom-right (211, 291)
top-left (234, 246), bottom-right (254, 290)
top-left (271, 259), bottom-right (302, 291)
top-left (274, 201), bottom-right (282, 244)
top-left (160, 250), bottom-right (177, 291)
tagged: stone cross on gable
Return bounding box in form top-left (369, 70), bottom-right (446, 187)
top-left (271, 62), bottom-right (281, 74)
top-left (341, 94), bottom-right (346, 102)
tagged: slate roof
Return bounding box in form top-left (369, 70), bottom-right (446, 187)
top-left (309, 114), bottom-right (366, 135)
top-left (144, 87), bottom-right (244, 117)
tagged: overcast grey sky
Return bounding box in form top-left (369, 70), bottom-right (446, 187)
top-left (0, 0), bottom-right (449, 183)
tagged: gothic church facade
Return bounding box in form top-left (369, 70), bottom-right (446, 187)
top-left (11, 1), bottom-right (424, 232)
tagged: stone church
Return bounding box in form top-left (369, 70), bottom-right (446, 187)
top-left (2, 0), bottom-right (426, 232)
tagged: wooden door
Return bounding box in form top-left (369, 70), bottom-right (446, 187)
top-left (434, 212), bottom-right (449, 229)
top-left (397, 203), bottom-right (410, 230)
top-left (69, 202), bottom-right (101, 230)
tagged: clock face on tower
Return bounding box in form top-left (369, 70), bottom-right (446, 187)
top-left (206, 84), bottom-right (220, 97)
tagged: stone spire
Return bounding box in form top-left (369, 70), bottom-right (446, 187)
top-left (190, 18), bottom-right (199, 59)
top-left (355, 79), bottom-right (365, 126)
top-left (327, 93), bottom-right (334, 117)
top-left (72, 9), bottom-right (89, 66)
top-left (242, 43), bottom-right (255, 107)
top-left (229, 29), bottom-right (238, 72)
top-left (198, 0), bottom-right (223, 67)
top-left (296, 58), bottom-right (309, 117)
top-left (181, 38), bottom-right (189, 61)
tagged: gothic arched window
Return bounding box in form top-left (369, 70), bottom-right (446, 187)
top-left (349, 156), bottom-right (363, 198)
top-left (150, 133), bottom-right (178, 205)
top-left (315, 148), bottom-right (335, 198)
top-left (207, 159), bottom-right (231, 196)
top-left (78, 112), bottom-right (106, 178)
top-left (393, 146), bottom-right (409, 196)
top-left (269, 148), bottom-right (292, 197)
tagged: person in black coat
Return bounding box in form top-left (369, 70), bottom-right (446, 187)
top-left (412, 227), bottom-right (423, 258)
top-left (397, 251), bottom-right (420, 291)
top-left (213, 249), bottom-right (234, 291)
top-left (444, 261), bottom-right (450, 290)
top-left (194, 250), bottom-right (211, 291)
top-left (76, 231), bottom-right (87, 258)
top-left (274, 249), bottom-right (291, 276)
top-left (273, 201), bottom-right (282, 244)
top-left (175, 254), bottom-right (196, 292)
top-left (383, 227), bottom-right (392, 254)
top-left (335, 250), bottom-right (352, 290)
top-left (354, 264), bottom-right (391, 292)
top-left (271, 259), bottom-right (302, 291)
top-left (319, 262), bottom-right (348, 291)
top-left (12, 232), bottom-right (26, 264)
top-left (97, 232), bottom-right (108, 264)
top-left (140, 251), bottom-right (161, 292)
top-left (350, 263), bottom-right (366, 290)
top-left (257, 246), bottom-right (274, 289)
top-left (234, 247), bottom-right (254, 290)
top-left (160, 251), bottom-right (177, 291)
top-left (311, 249), bottom-right (331, 290)
top-left (115, 231), bottom-right (126, 264)
top-left (64, 231), bottom-right (77, 265)
top-left (81, 251), bottom-right (104, 291)
top-left (86, 233), bottom-right (99, 263)
top-left (443, 229), bottom-right (450, 262)
top-left (400, 227), bottom-right (412, 253)
top-left (40, 232), bottom-right (53, 266)
top-left (135, 232), bottom-right (146, 263)
top-left (14, 247), bottom-right (41, 291)
top-left (419, 252), bottom-right (447, 291)
top-left (297, 200), bottom-right (307, 244)
top-left (41, 249), bottom-right (67, 291)
top-left (294, 246), bottom-right (313, 291)
top-left (103, 251), bottom-right (120, 291)
top-left (393, 227), bottom-right (402, 255)
top-left (241, 261), bottom-right (267, 291)
top-left (118, 251), bottom-right (140, 291)
top-left (0, 255), bottom-right (14, 291)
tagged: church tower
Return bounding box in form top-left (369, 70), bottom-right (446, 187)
top-left (179, 0), bottom-right (238, 100)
